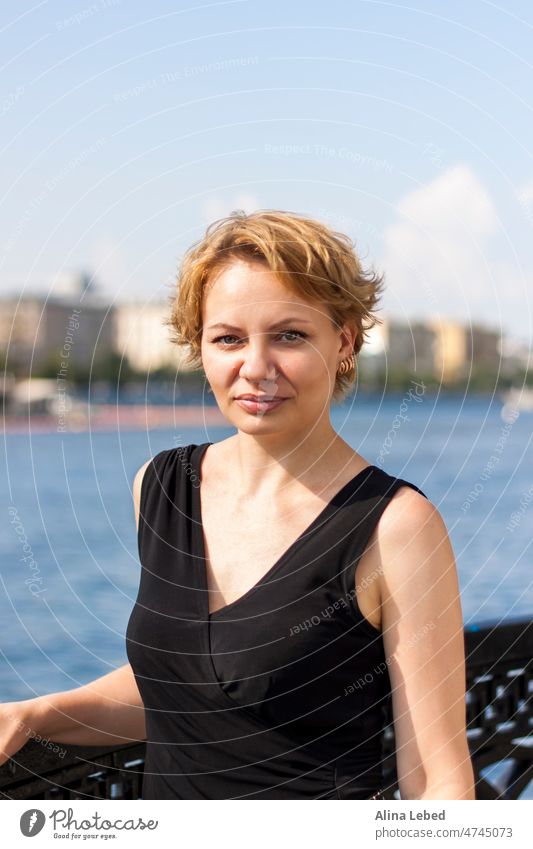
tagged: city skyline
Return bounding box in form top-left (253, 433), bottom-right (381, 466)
top-left (1, 282), bottom-right (514, 385)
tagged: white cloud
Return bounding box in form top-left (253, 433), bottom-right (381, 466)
top-left (380, 165), bottom-right (503, 329)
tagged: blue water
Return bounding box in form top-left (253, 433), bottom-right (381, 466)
top-left (1, 392), bottom-right (532, 701)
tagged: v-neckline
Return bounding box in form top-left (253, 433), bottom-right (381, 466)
top-left (191, 442), bottom-right (376, 620)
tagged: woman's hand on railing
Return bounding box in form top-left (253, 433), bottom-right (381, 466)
top-left (0, 699), bottom-right (45, 766)
top-left (0, 664), bottom-right (146, 763)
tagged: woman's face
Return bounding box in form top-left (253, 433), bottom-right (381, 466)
top-left (200, 259), bottom-right (355, 433)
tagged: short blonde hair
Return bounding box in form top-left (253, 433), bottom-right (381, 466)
top-left (165, 209), bottom-right (385, 401)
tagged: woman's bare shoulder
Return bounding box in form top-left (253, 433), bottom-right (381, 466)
top-left (133, 458), bottom-right (153, 491)
top-left (358, 483), bottom-right (439, 588)
top-left (378, 481), bottom-right (438, 537)
top-left (373, 482), bottom-right (454, 594)
top-left (132, 459), bottom-right (153, 529)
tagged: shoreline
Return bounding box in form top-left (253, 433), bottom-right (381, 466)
top-left (4, 404), bottom-right (227, 434)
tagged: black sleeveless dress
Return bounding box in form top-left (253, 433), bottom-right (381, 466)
top-left (126, 442), bottom-right (427, 800)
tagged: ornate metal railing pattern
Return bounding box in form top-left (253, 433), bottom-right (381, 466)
top-left (1, 616), bottom-right (531, 800)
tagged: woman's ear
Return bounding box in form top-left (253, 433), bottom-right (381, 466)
top-left (338, 322), bottom-right (358, 358)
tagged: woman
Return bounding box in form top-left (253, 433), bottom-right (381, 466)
top-left (0, 210), bottom-right (475, 800)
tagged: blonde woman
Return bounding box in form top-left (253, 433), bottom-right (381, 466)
top-left (0, 210), bottom-right (475, 800)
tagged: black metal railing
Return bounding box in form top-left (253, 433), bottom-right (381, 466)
top-left (1, 616), bottom-right (531, 800)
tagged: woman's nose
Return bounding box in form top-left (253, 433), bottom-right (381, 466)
top-left (239, 336), bottom-right (278, 382)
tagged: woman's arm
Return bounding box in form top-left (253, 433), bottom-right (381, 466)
top-left (376, 487), bottom-right (475, 800)
top-left (0, 459), bottom-right (153, 764)
top-left (0, 662), bottom-right (146, 763)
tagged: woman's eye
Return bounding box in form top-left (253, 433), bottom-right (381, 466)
top-left (212, 330), bottom-right (307, 346)
top-left (279, 330), bottom-right (306, 342)
top-left (213, 335), bottom-right (239, 345)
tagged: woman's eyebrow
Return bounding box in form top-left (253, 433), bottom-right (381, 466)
top-left (207, 318), bottom-right (313, 331)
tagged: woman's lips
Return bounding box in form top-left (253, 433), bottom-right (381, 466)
top-left (235, 397), bottom-right (287, 414)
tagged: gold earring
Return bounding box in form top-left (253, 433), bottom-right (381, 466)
top-left (337, 351), bottom-right (356, 377)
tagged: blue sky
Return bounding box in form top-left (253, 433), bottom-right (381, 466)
top-left (1, 0), bottom-right (533, 343)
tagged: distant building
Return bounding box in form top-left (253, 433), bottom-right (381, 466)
top-left (0, 297), bottom-right (42, 369)
top-left (499, 336), bottom-right (530, 378)
top-left (430, 321), bottom-right (501, 381)
top-left (468, 325), bottom-right (502, 372)
top-left (1, 282), bottom-right (114, 374)
top-left (430, 319), bottom-right (468, 383)
top-left (385, 319), bottom-right (436, 375)
top-left (113, 301), bottom-right (194, 373)
top-left (1, 284), bottom-right (194, 376)
top-left (0, 272), bottom-right (508, 384)
top-left (381, 318), bottom-right (502, 383)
